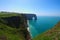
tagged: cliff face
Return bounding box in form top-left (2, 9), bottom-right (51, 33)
top-left (0, 12), bottom-right (31, 40)
top-left (33, 21), bottom-right (60, 40)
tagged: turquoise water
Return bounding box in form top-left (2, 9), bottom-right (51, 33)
top-left (29, 16), bottom-right (60, 38)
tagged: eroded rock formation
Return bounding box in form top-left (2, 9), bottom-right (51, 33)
top-left (0, 13), bottom-right (37, 40)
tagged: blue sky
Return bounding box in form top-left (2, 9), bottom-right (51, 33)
top-left (0, 0), bottom-right (60, 16)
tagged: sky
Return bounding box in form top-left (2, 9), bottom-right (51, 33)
top-left (0, 0), bottom-right (60, 16)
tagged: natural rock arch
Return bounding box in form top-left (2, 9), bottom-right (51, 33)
top-left (0, 14), bottom-right (37, 40)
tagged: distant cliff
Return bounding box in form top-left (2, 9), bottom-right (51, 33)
top-left (33, 21), bottom-right (60, 40)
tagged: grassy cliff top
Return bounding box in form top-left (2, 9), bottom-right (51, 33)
top-left (0, 12), bottom-right (22, 17)
top-left (33, 21), bottom-right (60, 40)
top-left (0, 12), bottom-right (26, 40)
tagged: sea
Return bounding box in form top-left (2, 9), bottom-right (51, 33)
top-left (28, 16), bottom-right (60, 38)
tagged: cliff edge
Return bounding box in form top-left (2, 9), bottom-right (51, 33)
top-left (0, 12), bottom-right (31, 40)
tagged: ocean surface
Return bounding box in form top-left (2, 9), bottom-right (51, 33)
top-left (29, 16), bottom-right (60, 38)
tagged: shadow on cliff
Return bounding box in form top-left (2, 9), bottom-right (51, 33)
top-left (0, 14), bottom-right (37, 40)
top-left (0, 14), bottom-right (37, 28)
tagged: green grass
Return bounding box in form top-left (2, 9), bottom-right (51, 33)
top-left (0, 12), bottom-right (22, 17)
top-left (0, 12), bottom-right (25, 40)
top-left (0, 22), bottom-right (25, 40)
